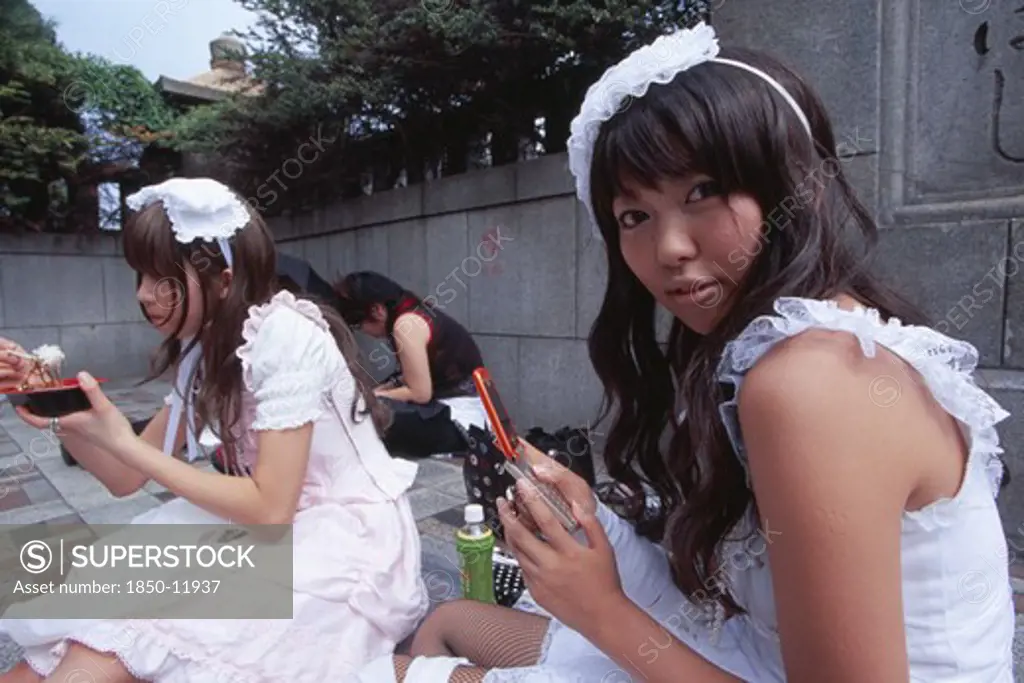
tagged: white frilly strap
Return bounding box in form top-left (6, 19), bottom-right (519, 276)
top-left (162, 340), bottom-right (204, 463)
top-left (217, 237), bottom-right (233, 269)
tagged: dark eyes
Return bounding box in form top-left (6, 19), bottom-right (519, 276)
top-left (688, 180), bottom-right (722, 202)
top-left (617, 209), bottom-right (649, 230)
top-left (616, 180), bottom-right (723, 229)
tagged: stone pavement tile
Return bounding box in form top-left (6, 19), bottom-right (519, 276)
top-left (80, 496), bottom-right (160, 525)
top-left (0, 456), bottom-right (43, 490)
top-left (0, 499), bottom-right (73, 528)
top-left (0, 421), bottom-right (62, 465)
top-left (21, 477), bottom-right (60, 505)
top-left (430, 476), bottom-right (469, 502)
top-left (433, 505), bottom-right (487, 533)
top-left (0, 453), bottom-right (35, 473)
top-left (416, 516), bottom-right (461, 544)
top-left (0, 437), bottom-right (20, 459)
top-left (413, 459), bottom-right (464, 487)
top-left (0, 489), bottom-right (30, 512)
top-left (47, 512), bottom-right (86, 525)
top-left (34, 459), bottom-right (151, 514)
top-left (408, 488), bottom-right (464, 521)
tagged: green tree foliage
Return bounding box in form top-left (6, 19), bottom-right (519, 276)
top-left (0, 0), bottom-right (87, 230)
top-left (68, 55), bottom-right (178, 156)
top-left (0, 0), bottom-right (182, 232)
top-left (171, 0), bottom-right (710, 213)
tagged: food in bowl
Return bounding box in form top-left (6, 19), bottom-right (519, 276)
top-left (16, 344), bottom-right (65, 390)
top-left (3, 378), bottom-right (106, 417)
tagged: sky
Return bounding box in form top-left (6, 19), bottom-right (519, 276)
top-left (32, 0), bottom-right (260, 82)
top-left (30, 0), bottom-right (260, 228)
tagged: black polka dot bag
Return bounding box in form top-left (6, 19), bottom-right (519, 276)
top-left (461, 424), bottom-right (518, 542)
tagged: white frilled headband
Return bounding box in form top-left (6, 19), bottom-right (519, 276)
top-left (126, 177), bottom-right (249, 270)
top-left (126, 177), bottom-right (250, 463)
top-left (566, 22), bottom-right (813, 238)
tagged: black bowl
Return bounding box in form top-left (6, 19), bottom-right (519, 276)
top-left (1, 378), bottom-right (106, 418)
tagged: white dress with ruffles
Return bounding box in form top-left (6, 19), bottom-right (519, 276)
top-left (472, 297), bottom-right (1015, 683)
top-left (0, 291), bottom-right (430, 681)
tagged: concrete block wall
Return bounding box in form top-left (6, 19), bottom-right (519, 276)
top-left (271, 153), bottom-right (611, 435)
top-left (0, 233), bottom-right (161, 383)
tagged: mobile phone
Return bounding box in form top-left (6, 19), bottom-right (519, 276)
top-left (472, 367), bottom-right (581, 534)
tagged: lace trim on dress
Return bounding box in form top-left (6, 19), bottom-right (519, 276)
top-left (715, 297), bottom-right (1010, 497)
top-left (236, 290), bottom-right (335, 432)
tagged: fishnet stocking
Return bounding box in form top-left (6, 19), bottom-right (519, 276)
top-left (413, 599), bottom-right (550, 667)
top-left (392, 600), bottom-right (551, 681)
top-left (448, 665), bottom-right (492, 683)
top-left (394, 656), bottom-right (411, 681)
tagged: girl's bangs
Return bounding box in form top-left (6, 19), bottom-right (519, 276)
top-left (591, 85), bottom-right (719, 209)
top-left (122, 202), bottom-right (184, 281)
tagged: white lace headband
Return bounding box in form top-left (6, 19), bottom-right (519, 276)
top-left (126, 177), bottom-right (249, 269)
top-left (566, 22), bottom-right (813, 238)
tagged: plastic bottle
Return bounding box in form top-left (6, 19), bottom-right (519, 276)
top-left (455, 503), bottom-right (496, 604)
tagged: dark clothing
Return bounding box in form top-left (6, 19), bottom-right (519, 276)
top-left (378, 397), bottom-right (469, 458)
top-left (376, 296), bottom-right (483, 457)
top-left (276, 253), bottom-right (342, 310)
top-left (389, 296), bottom-right (483, 399)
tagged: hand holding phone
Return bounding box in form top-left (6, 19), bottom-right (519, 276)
top-left (472, 367), bottom-right (581, 534)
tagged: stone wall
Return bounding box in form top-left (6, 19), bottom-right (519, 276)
top-left (0, 233), bottom-right (161, 383)
top-left (714, 0), bottom-right (1024, 534)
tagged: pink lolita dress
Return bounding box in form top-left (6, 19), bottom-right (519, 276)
top-left (0, 290), bottom-right (430, 681)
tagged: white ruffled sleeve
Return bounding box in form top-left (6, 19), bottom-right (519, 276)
top-left (237, 291), bottom-right (339, 431)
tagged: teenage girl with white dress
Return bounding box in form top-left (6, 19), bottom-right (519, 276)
top-left (352, 21), bottom-right (1016, 683)
top-left (0, 178), bottom-right (428, 682)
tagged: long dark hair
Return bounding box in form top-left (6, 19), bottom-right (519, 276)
top-left (334, 271), bottom-right (430, 336)
top-left (586, 46), bottom-right (928, 615)
top-left (123, 198), bottom-right (389, 472)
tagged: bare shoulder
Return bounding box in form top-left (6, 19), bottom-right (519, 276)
top-left (739, 327), bottom-right (922, 421)
top-left (393, 311), bottom-right (431, 338)
top-left (736, 327), bottom-right (943, 495)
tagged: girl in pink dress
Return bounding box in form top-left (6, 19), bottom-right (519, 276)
top-left (0, 177), bottom-right (428, 682)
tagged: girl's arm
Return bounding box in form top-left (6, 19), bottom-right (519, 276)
top-left (735, 332), bottom-right (924, 682)
top-left (374, 312), bottom-right (432, 403)
top-left (110, 303), bottom-right (330, 526)
top-left (502, 478), bottom-right (746, 683)
top-left (60, 404), bottom-right (184, 497)
top-left (111, 422), bottom-right (312, 525)
top-left (586, 594), bottom-right (744, 682)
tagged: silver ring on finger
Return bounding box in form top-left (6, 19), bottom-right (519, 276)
top-left (49, 416), bottom-right (61, 435)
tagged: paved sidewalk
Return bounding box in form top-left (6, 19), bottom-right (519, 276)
top-left (0, 377), bottom-right (471, 671)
